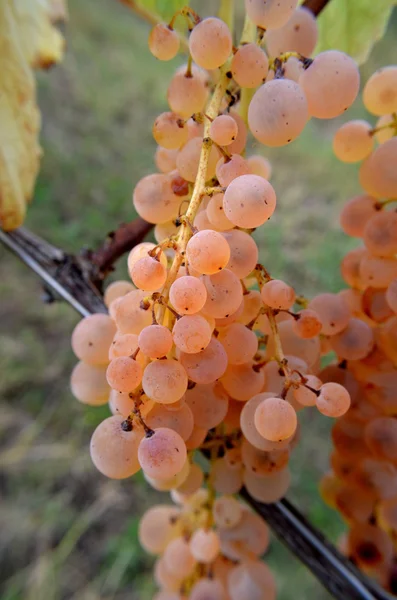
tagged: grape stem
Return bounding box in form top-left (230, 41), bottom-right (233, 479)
top-left (267, 308), bottom-right (289, 378)
top-left (157, 68), bottom-right (230, 324)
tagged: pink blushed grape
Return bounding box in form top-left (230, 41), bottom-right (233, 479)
top-left (138, 427), bottom-right (187, 480)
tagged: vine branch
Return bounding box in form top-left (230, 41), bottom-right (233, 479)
top-left (302, 0), bottom-right (331, 16)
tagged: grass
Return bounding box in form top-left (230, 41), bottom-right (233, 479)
top-left (0, 1), bottom-right (396, 598)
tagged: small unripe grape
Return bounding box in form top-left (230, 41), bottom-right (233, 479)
top-left (172, 314), bottom-right (212, 354)
top-left (71, 314), bottom-right (116, 366)
top-left (106, 356), bottom-right (143, 393)
top-left (167, 69), bottom-right (209, 117)
top-left (333, 120), bottom-right (374, 163)
top-left (216, 154), bottom-right (250, 187)
top-left (245, 0), bottom-right (299, 29)
top-left (138, 427), bottom-right (187, 480)
top-left (149, 24), bottom-right (180, 61)
top-left (131, 256), bottom-right (167, 291)
top-left (266, 6), bottom-right (318, 57)
top-left (339, 195), bottom-right (378, 238)
top-left (223, 174), bottom-right (276, 228)
top-left (70, 361), bottom-right (109, 406)
top-left (300, 50), bottom-right (360, 119)
top-left (231, 43), bottom-right (269, 88)
top-left (169, 276), bottom-right (207, 315)
top-left (186, 230), bottom-right (230, 274)
top-left (138, 325), bottom-right (173, 359)
top-left (190, 528), bottom-right (220, 563)
top-left (246, 154), bottom-right (272, 180)
top-left (261, 279), bottom-right (295, 310)
top-left (363, 66), bottom-right (397, 116)
top-left (142, 359), bottom-right (187, 404)
top-left (316, 382), bottom-right (351, 418)
top-left (248, 79), bottom-right (308, 147)
top-left (209, 115), bottom-right (238, 146)
top-left (254, 397), bottom-right (297, 441)
top-left (189, 17), bottom-right (232, 70)
top-left (90, 415), bottom-right (143, 479)
top-left (293, 309), bottom-right (322, 339)
top-left (152, 112), bottom-right (188, 149)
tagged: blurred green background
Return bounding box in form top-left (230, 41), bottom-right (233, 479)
top-left (1, 1), bottom-right (396, 598)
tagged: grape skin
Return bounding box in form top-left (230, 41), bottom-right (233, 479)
top-left (188, 17), bottom-right (232, 70)
top-left (138, 427), bottom-right (187, 480)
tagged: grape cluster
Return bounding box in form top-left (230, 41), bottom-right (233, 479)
top-left (68, 3), bottom-right (366, 597)
top-left (320, 66), bottom-right (397, 593)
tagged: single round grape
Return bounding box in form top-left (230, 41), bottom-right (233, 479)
top-left (154, 556), bottom-right (183, 592)
top-left (293, 309), bottom-right (322, 339)
top-left (333, 120), bottom-right (374, 163)
top-left (138, 504), bottom-right (181, 555)
top-left (146, 403), bottom-right (194, 442)
top-left (155, 146), bottom-right (178, 173)
top-left (308, 293), bottom-right (350, 336)
top-left (176, 136), bottom-right (220, 182)
top-left (149, 24), bottom-right (180, 61)
top-left (185, 382), bottom-right (229, 429)
top-left (340, 247), bottom-right (366, 289)
top-left (213, 496), bottom-right (242, 529)
top-left (223, 174), bottom-right (276, 228)
top-left (152, 112), bottom-right (188, 150)
top-left (363, 66), bottom-right (397, 116)
top-left (70, 361), bottom-right (109, 406)
top-left (138, 325), bottom-right (173, 359)
top-left (106, 356), bottom-right (143, 393)
top-left (90, 415), bottom-right (143, 479)
top-left (359, 138), bottom-right (397, 199)
top-left (246, 154), bottom-right (272, 180)
top-left (244, 467), bottom-right (291, 505)
top-left (222, 229), bottom-right (258, 279)
top-left (330, 318), bottom-right (374, 361)
top-left (167, 69), bottom-right (209, 117)
top-left (216, 154), bottom-right (250, 187)
top-left (261, 279), bottom-right (295, 310)
top-left (206, 193), bottom-right (234, 231)
top-left (242, 438), bottom-right (289, 476)
top-left (186, 230), bottom-right (230, 275)
top-left (220, 508), bottom-right (270, 561)
top-left (238, 290), bottom-right (262, 326)
top-left (190, 577), bottom-right (225, 600)
top-left (316, 382), bottom-right (351, 418)
top-left (194, 209), bottom-right (218, 231)
top-left (228, 111), bottom-right (248, 155)
top-left (172, 314), bottom-right (212, 354)
top-left (71, 313), bottom-right (116, 365)
top-left (104, 280), bottom-right (135, 307)
top-left (248, 79), bottom-right (308, 146)
top-left (209, 115), bottom-right (238, 146)
top-left (386, 279), bottom-right (397, 313)
top-left (254, 396), bottom-right (297, 441)
top-left (266, 6), bottom-right (318, 57)
top-left (133, 173), bottom-right (180, 224)
top-left (300, 50), bottom-right (360, 119)
top-left (142, 359), bottom-right (187, 404)
top-left (362, 286), bottom-right (395, 323)
top-left (209, 457), bottom-right (243, 495)
top-left (180, 337), bottom-right (228, 384)
top-left (231, 43), bottom-right (269, 88)
top-left (177, 462), bottom-right (204, 495)
top-left (221, 362), bottom-right (265, 401)
top-left (347, 524), bottom-right (393, 570)
top-left (363, 210), bottom-right (397, 257)
top-left (169, 276), bottom-right (207, 315)
top-left (228, 559), bottom-right (276, 600)
top-left (241, 393), bottom-right (287, 451)
top-left (164, 536), bottom-right (196, 578)
top-left (189, 17), bottom-right (232, 70)
top-left (154, 220), bottom-right (179, 244)
top-left (138, 427), bottom-right (187, 480)
top-left (374, 114), bottom-right (395, 144)
top-left (187, 116), bottom-right (204, 140)
top-left (360, 254), bottom-right (397, 289)
top-left (245, 0), bottom-right (299, 29)
top-left (190, 528), bottom-right (221, 563)
top-left (293, 375), bottom-right (322, 407)
top-left (339, 195), bottom-right (378, 238)
top-left (131, 256), bottom-right (167, 291)
top-left (218, 323), bottom-right (258, 365)
top-left (109, 333), bottom-right (139, 360)
top-left (201, 269), bottom-right (243, 319)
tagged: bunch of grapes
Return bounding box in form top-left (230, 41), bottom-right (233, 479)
top-left (67, 2), bottom-right (371, 597)
top-left (319, 66), bottom-right (397, 593)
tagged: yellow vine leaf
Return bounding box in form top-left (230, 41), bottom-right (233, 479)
top-left (0, 0), bottom-right (67, 231)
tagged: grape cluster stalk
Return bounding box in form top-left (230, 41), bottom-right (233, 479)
top-left (66, 2), bottom-right (397, 598)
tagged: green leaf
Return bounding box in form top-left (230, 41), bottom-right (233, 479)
top-left (137, 0), bottom-right (188, 22)
top-left (315, 0), bottom-right (396, 64)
